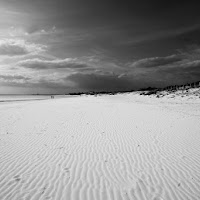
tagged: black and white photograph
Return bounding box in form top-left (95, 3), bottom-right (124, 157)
top-left (0, 0), bottom-right (200, 199)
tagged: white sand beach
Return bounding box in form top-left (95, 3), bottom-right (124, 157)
top-left (0, 94), bottom-right (200, 200)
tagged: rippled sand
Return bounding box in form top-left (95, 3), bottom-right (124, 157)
top-left (0, 94), bottom-right (200, 200)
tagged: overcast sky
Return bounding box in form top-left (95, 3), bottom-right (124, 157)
top-left (0, 0), bottom-right (200, 94)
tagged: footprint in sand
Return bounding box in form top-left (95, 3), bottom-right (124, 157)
top-left (13, 175), bottom-right (21, 182)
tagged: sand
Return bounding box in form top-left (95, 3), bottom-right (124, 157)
top-left (0, 94), bottom-right (200, 200)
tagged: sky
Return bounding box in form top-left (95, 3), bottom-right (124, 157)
top-left (0, 0), bottom-right (200, 94)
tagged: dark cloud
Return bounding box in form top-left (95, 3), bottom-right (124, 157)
top-left (130, 55), bottom-right (182, 68)
top-left (18, 58), bottom-right (92, 70)
top-left (31, 78), bottom-right (71, 89)
top-left (124, 47), bottom-right (200, 87)
top-left (137, 54), bottom-right (200, 86)
top-left (0, 39), bottom-right (46, 56)
top-left (0, 74), bottom-right (73, 94)
top-left (0, 75), bottom-right (30, 81)
top-left (67, 72), bottom-right (137, 91)
top-left (159, 60), bottom-right (200, 81)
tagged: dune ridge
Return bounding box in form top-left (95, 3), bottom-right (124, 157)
top-left (0, 94), bottom-right (200, 200)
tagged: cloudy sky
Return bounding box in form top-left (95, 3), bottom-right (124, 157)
top-left (0, 0), bottom-right (200, 94)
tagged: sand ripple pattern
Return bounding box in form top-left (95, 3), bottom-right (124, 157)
top-left (0, 95), bottom-right (200, 200)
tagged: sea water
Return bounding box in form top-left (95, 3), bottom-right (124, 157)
top-left (0, 95), bottom-right (51, 102)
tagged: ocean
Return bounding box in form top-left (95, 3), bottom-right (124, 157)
top-left (0, 95), bottom-right (52, 102)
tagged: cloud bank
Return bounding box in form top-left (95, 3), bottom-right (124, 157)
top-left (0, 75), bottom-right (30, 81)
top-left (18, 58), bottom-right (92, 70)
top-left (1, 43), bottom-right (200, 93)
top-left (130, 55), bottom-right (182, 68)
top-left (0, 39), bottom-right (46, 56)
top-left (67, 72), bottom-right (134, 91)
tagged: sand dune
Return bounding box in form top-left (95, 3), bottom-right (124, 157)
top-left (0, 94), bottom-right (200, 200)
